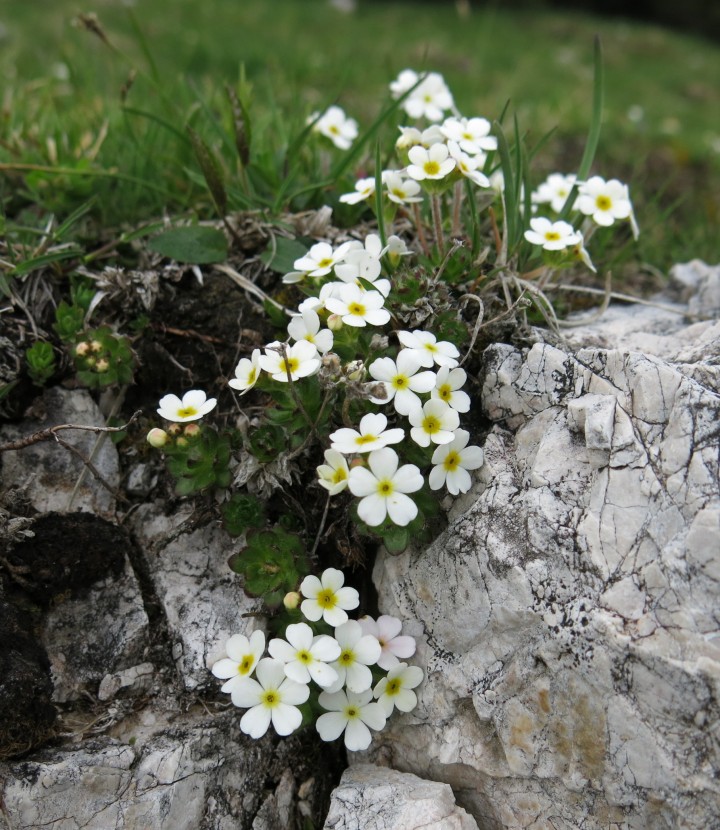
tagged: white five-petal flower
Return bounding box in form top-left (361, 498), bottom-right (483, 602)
top-left (440, 116), bottom-right (497, 155)
top-left (406, 143), bottom-right (455, 182)
top-left (157, 389), bottom-right (217, 422)
top-left (325, 619), bottom-right (382, 694)
top-left (348, 447), bottom-right (424, 527)
top-left (339, 177), bottom-right (376, 205)
top-left (300, 568), bottom-right (360, 627)
top-left (429, 428), bottom-right (484, 495)
top-left (309, 105), bottom-right (358, 150)
top-left (287, 309), bottom-right (333, 354)
top-left (382, 170), bottom-right (424, 205)
top-left (324, 284), bottom-right (390, 328)
top-left (317, 449), bottom-right (351, 495)
top-left (373, 662), bottom-right (424, 716)
top-left (293, 241), bottom-right (354, 278)
top-left (397, 330), bottom-right (460, 368)
top-left (447, 140), bottom-right (490, 188)
top-left (358, 615), bottom-right (416, 671)
top-left (524, 217), bottom-right (582, 251)
top-left (575, 176), bottom-right (635, 232)
top-left (230, 657), bottom-right (310, 738)
top-left (431, 366), bottom-right (470, 413)
top-left (211, 630), bottom-right (266, 699)
top-left (368, 351), bottom-right (436, 416)
top-left (228, 349), bottom-right (261, 394)
top-left (531, 172), bottom-right (577, 214)
top-left (316, 688), bottom-right (387, 751)
top-left (268, 622), bottom-right (341, 689)
top-left (330, 412), bottom-right (404, 455)
top-left (259, 340), bottom-right (321, 382)
top-left (408, 398), bottom-right (460, 447)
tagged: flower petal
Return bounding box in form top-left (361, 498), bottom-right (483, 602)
top-left (272, 703), bottom-right (303, 736)
top-left (316, 711), bottom-right (348, 742)
top-left (240, 704), bottom-right (272, 739)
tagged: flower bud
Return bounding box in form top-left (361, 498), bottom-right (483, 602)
top-left (283, 591), bottom-right (301, 611)
top-left (175, 436), bottom-right (188, 448)
top-left (89, 339), bottom-right (104, 353)
top-left (327, 314), bottom-right (343, 332)
top-left (75, 341), bottom-right (90, 357)
top-left (146, 427), bottom-right (168, 448)
top-left (344, 360), bottom-right (365, 382)
top-left (95, 358), bottom-right (110, 373)
top-left (167, 423), bottom-right (183, 436)
top-left (349, 456), bottom-right (366, 469)
top-left (183, 423), bottom-right (201, 438)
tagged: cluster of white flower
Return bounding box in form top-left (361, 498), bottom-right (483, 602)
top-left (308, 105), bottom-right (358, 150)
top-left (211, 568), bottom-right (422, 751)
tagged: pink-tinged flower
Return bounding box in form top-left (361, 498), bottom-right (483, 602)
top-left (368, 351), bottom-right (436, 416)
top-left (300, 568), bottom-right (360, 626)
top-left (359, 615), bottom-right (416, 670)
top-left (429, 428), bottom-right (484, 495)
top-left (316, 688), bottom-right (386, 751)
top-left (330, 412), bottom-right (404, 454)
top-left (348, 448), bottom-right (423, 527)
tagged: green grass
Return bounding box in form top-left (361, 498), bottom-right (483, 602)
top-left (1, 0), bottom-right (718, 269)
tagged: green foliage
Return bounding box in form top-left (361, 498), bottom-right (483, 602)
top-left (72, 326), bottom-right (135, 388)
top-left (165, 425), bottom-right (234, 495)
top-left (228, 527), bottom-right (309, 607)
top-left (352, 488), bottom-right (445, 556)
top-left (25, 341), bottom-right (56, 387)
top-left (148, 225), bottom-right (228, 264)
top-left (53, 301), bottom-right (86, 342)
top-left (222, 493), bottom-right (266, 536)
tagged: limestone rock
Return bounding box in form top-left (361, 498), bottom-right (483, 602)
top-left (367, 281), bottom-right (720, 829)
top-left (0, 387), bottom-right (120, 516)
top-left (129, 503), bottom-right (263, 692)
top-left (324, 764), bottom-right (479, 830)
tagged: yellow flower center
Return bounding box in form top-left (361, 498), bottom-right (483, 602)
top-left (423, 416), bottom-right (441, 434)
top-left (297, 650), bottom-right (312, 664)
top-left (355, 434), bottom-right (378, 446)
top-left (317, 257), bottom-right (334, 269)
top-left (392, 374), bottom-right (408, 389)
top-left (424, 161), bottom-right (440, 176)
top-left (177, 406), bottom-right (198, 418)
top-left (247, 368), bottom-right (257, 384)
top-left (443, 451), bottom-right (461, 471)
top-left (329, 125), bottom-right (339, 135)
top-left (339, 649), bottom-right (354, 666)
top-left (377, 479), bottom-right (394, 496)
top-left (262, 690), bottom-right (279, 707)
top-left (345, 705), bottom-right (359, 719)
top-left (238, 655), bottom-right (254, 675)
top-left (317, 589), bottom-right (337, 609)
top-left (387, 679), bottom-right (401, 695)
top-left (438, 385), bottom-right (452, 401)
top-left (424, 343), bottom-right (438, 353)
top-left (279, 357), bottom-right (300, 376)
top-left (595, 195), bottom-right (612, 211)
top-left (348, 302), bottom-right (367, 317)
top-left (544, 231), bottom-right (561, 242)
top-left (332, 467), bottom-right (347, 484)
top-left (392, 188), bottom-right (405, 198)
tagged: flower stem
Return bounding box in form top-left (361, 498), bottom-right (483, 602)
top-left (411, 202), bottom-right (430, 257)
top-left (431, 194), bottom-right (445, 257)
top-left (451, 180), bottom-right (463, 237)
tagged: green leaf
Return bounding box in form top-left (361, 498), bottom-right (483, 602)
top-left (260, 235), bottom-right (309, 274)
top-left (148, 226), bottom-right (228, 264)
top-left (187, 125), bottom-right (228, 216)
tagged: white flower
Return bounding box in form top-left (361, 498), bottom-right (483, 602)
top-left (309, 105), bottom-right (358, 150)
top-left (230, 657), bottom-right (309, 738)
top-left (396, 125), bottom-right (424, 151)
top-left (228, 349), bottom-right (261, 394)
top-left (571, 231), bottom-right (597, 273)
top-left (440, 117), bottom-right (496, 155)
top-left (324, 284), bottom-right (390, 328)
top-left (334, 238), bottom-right (390, 296)
top-left (406, 143), bottom-right (455, 182)
top-left (293, 241), bottom-right (354, 278)
top-left (408, 399), bottom-right (460, 447)
top-left (287, 309), bottom-right (333, 354)
top-left (531, 172), bottom-right (577, 214)
top-left (300, 567), bottom-right (360, 627)
top-left (382, 170), bottom-right (424, 205)
top-left (317, 449), bottom-right (350, 495)
top-left (368, 351), bottom-right (436, 416)
top-left (316, 688), bottom-right (386, 751)
top-left (330, 412), bottom-right (404, 454)
top-left (268, 622), bottom-right (341, 689)
top-left (447, 141), bottom-right (490, 188)
top-left (339, 177), bottom-right (376, 205)
top-left (385, 235), bottom-right (411, 266)
top-left (358, 615), bottom-right (416, 671)
top-left (211, 630), bottom-right (266, 698)
top-left (373, 662), bottom-right (424, 716)
top-left (403, 72), bottom-right (454, 122)
top-left (397, 330), bottom-right (460, 368)
top-left (157, 389), bottom-right (217, 422)
top-left (575, 176), bottom-right (634, 231)
top-left (348, 447), bottom-right (423, 527)
top-left (524, 217), bottom-right (582, 251)
top-left (259, 340), bottom-right (321, 382)
top-left (431, 366), bottom-right (470, 413)
top-left (389, 68), bottom-right (421, 99)
top-left (325, 620), bottom-right (382, 693)
top-left (429, 428), bottom-right (484, 495)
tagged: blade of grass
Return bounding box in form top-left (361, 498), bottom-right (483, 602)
top-left (374, 141), bottom-right (387, 249)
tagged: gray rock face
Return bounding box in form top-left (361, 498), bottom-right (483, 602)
top-left (367, 282), bottom-right (720, 828)
top-left (0, 387), bottom-right (120, 516)
top-left (129, 503), bottom-right (263, 692)
top-left (324, 764), bottom-right (479, 830)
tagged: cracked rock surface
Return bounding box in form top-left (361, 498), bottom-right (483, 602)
top-left (365, 272), bottom-right (720, 829)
